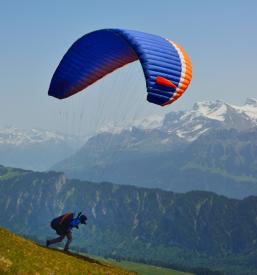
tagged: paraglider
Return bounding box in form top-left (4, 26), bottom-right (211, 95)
top-left (48, 29), bottom-right (192, 106)
top-left (46, 212), bottom-right (87, 252)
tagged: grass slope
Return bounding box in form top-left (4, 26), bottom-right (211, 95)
top-left (107, 259), bottom-right (193, 275)
top-left (0, 227), bottom-right (135, 274)
top-left (80, 254), bottom-right (193, 275)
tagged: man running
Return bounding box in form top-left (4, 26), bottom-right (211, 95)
top-left (46, 212), bottom-right (87, 251)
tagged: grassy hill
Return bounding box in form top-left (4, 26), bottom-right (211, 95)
top-left (0, 227), bottom-right (193, 275)
top-left (0, 227), bottom-right (135, 274)
top-left (105, 259), bottom-right (193, 275)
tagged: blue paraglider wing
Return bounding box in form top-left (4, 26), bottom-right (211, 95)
top-left (48, 29), bottom-right (192, 106)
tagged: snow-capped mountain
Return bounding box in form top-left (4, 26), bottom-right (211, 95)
top-left (162, 98), bottom-right (257, 142)
top-left (0, 127), bottom-right (79, 146)
top-left (99, 114), bottom-right (165, 134)
top-left (98, 98), bottom-right (257, 143)
top-left (52, 97), bottom-right (257, 199)
top-left (62, 97), bottom-right (257, 156)
top-left (0, 127), bottom-right (83, 171)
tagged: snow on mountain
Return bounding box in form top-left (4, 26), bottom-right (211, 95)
top-left (93, 98), bottom-right (257, 144)
top-left (191, 100), bottom-right (227, 121)
top-left (0, 127), bottom-right (81, 146)
top-left (233, 98), bottom-right (257, 122)
top-left (162, 98), bottom-right (257, 142)
top-left (99, 114), bottom-right (165, 134)
top-left (186, 97), bottom-right (257, 126)
top-left (0, 126), bottom-right (85, 171)
top-left (134, 115), bottom-right (165, 129)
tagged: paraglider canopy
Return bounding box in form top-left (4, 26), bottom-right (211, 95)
top-left (48, 29), bottom-right (192, 106)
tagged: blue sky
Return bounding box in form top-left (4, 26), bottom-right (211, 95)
top-left (1, 1), bottom-right (257, 136)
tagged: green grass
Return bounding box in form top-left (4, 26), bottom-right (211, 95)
top-left (108, 259), bottom-right (193, 275)
top-left (79, 254), bottom-right (193, 275)
top-left (0, 227), bottom-right (135, 274)
top-left (181, 162), bottom-right (257, 183)
top-left (0, 167), bottom-right (27, 181)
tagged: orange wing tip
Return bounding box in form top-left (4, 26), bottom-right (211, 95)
top-left (162, 97), bottom-right (177, 107)
top-left (156, 76), bottom-right (177, 89)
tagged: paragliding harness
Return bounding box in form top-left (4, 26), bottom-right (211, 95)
top-left (51, 212), bottom-right (74, 236)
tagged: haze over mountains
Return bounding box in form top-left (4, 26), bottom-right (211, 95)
top-left (52, 98), bottom-right (257, 198)
top-left (0, 127), bottom-right (83, 170)
top-left (1, 98), bottom-right (257, 198)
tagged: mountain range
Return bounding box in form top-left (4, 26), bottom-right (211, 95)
top-left (0, 127), bottom-right (83, 171)
top-left (0, 165), bottom-right (257, 275)
top-left (1, 98), bottom-right (256, 198)
top-left (52, 98), bottom-right (257, 198)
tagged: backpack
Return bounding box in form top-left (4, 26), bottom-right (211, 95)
top-left (51, 212), bottom-right (74, 234)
